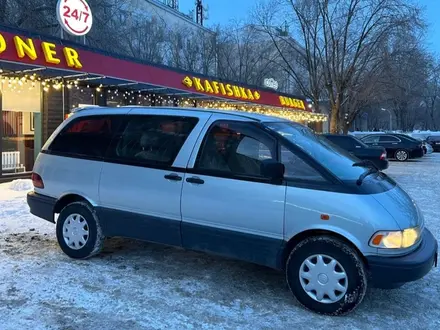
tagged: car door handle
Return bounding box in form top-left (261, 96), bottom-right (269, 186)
top-left (186, 176), bottom-right (204, 184)
top-left (164, 173), bottom-right (182, 181)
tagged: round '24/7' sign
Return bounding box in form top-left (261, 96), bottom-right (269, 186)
top-left (56, 0), bottom-right (93, 36)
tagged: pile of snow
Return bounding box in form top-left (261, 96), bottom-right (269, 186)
top-left (8, 179), bottom-right (33, 192)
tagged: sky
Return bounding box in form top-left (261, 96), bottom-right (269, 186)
top-left (180, 0), bottom-right (440, 55)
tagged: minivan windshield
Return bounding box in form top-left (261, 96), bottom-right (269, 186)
top-left (267, 122), bottom-right (366, 181)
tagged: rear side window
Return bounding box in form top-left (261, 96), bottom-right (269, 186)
top-left (362, 135), bottom-right (380, 143)
top-left (427, 136), bottom-right (440, 142)
top-left (106, 115), bottom-right (198, 167)
top-left (379, 136), bottom-right (399, 143)
top-left (48, 115), bottom-right (121, 158)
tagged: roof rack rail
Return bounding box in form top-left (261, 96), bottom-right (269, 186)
top-left (70, 105), bottom-right (103, 114)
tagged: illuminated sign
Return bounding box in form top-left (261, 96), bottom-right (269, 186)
top-left (279, 96), bottom-right (306, 110)
top-left (264, 78), bottom-right (278, 90)
top-left (183, 76), bottom-right (261, 101)
top-left (0, 34), bottom-right (83, 69)
top-left (56, 0), bottom-right (93, 37)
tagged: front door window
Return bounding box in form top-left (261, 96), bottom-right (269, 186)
top-left (195, 121), bottom-right (277, 179)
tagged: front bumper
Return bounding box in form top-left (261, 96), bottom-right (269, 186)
top-left (366, 228), bottom-right (438, 288)
top-left (27, 191), bottom-right (56, 223)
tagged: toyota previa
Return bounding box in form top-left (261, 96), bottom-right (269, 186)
top-left (27, 106), bottom-right (438, 315)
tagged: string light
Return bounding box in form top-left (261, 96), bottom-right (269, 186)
top-left (0, 73), bottom-right (328, 122)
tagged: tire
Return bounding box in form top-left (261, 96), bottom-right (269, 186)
top-left (56, 201), bottom-right (104, 259)
top-left (394, 149), bottom-right (409, 162)
top-left (286, 236), bottom-right (367, 316)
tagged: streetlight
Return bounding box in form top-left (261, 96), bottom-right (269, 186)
top-left (381, 108), bottom-right (392, 131)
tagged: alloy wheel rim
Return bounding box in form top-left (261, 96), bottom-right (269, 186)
top-left (299, 254), bottom-right (348, 304)
top-left (396, 151), bottom-right (408, 161)
top-left (62, 213), bottom-right (89, 250)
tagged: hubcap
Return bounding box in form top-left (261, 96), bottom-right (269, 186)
top-left (62, 213), bottom-right (89, 250)
top-left (396, 151), bottom-right (407, 161)
top-left (299, 254), bottom-right (348, 304)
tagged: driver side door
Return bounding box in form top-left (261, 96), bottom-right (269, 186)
top-left (181, 118), bottom-right (286, 269)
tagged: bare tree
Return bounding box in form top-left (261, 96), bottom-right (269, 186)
top-left (255, 0), bottom-right (424, 132)
top-left (216, 22), bottom-right (284, 87)
top-left (422, 60), bottom-right (440, 130)
top-left (122, 14), bottom-right (167, 63)
top-left (378, 31), bottom-right (429, 131)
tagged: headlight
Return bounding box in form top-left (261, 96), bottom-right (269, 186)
top-left (369, 227), bottom-right (421, 249)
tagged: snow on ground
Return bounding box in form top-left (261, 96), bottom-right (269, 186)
top-left (0, 156), bottom-right (439, 330)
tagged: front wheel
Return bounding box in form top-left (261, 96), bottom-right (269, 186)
top-left (56, 201), bottom-right (104, 259)
top-left (395, 149), bottom-right (409, 161)
top-left (286, 236), bottom-right (367, 315)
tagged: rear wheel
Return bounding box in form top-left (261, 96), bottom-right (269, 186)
top-left (56, 201), bottom-right (104, 259)
top-left (395, 149), bottom-right (409, 161)
top-left (285, 236), bottom-right (367, 315)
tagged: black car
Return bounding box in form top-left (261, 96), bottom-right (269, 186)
top-left (360, 134), bottom-right (424, 162)
top-left (426, 135), bottom-right (440, 152)
top-left (322, 134), bottom-right (389, 170)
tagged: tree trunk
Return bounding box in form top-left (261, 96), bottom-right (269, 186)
top-left (329, 102), bottom-right (340, 133)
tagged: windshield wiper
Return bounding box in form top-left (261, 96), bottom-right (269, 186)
top-left (353, 160), bottom-right (379, 185)
top-left (355, 167), bottom-right (378, 186)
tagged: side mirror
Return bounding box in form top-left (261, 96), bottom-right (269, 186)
top-left (261, 160), bottom-right (285, 183)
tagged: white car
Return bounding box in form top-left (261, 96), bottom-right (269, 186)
top-left (27, 106), bottom-right (438, 315)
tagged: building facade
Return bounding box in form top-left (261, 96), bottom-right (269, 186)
top-left (0, 23), bottom-right (326, 181)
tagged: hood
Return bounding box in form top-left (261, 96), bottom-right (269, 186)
top-left (371, 184), bottom-right (422, 230)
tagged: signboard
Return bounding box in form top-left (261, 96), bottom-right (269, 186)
top-left (0, 29), bottom-right (312, 112)
top-left (0, 33), bottom-right (83, 68)
top-left (263, 78), bottom-right (279, 90)
top-left (183, 76), bottom-right (261, 101)
top-left (279, 96), bottom-right (306, 110)
top-left (56, 0), bottom-right (93, 36)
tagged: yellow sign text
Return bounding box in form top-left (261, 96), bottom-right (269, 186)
top-left (0, 33), bottom-right (83, 69)
top-left (183, 76), bottom-right (261, 101)
top-left (279, 96), bottom-right (306, 110)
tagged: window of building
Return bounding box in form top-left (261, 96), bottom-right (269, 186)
top-left (1, 81), bottom-right (42, 175)
top-left (196, 121), bottom-right (276, 177)
top-left (107, 115), bottom-right (198, 166)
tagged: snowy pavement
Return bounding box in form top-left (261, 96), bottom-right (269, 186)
top-left (0, 156), bottom-right (439, 330)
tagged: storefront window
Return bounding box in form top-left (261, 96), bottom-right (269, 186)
top-left (1, 81), bottom-right (42, 174)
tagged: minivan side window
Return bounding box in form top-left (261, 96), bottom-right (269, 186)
top-left (195, 121), bottom-right (276, 178)
top-left (281, 146), bottom-right (325, 181)
top-left (106, 115), bottom-right (198, 167)
top-left (48, 115), bottom-right (120, 158)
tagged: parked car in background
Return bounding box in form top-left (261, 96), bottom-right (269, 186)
top-left (361, 134), bottom-right (424, 161)
top-left (416, 139), bottom-right (433, 155)
top-left (322, 134), bottom-right (389, 170)
top-left (426, 135), bottom-right (440, 152)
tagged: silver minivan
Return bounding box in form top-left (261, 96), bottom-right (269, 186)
top-left (27, 106), bottom-right (438, 315)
